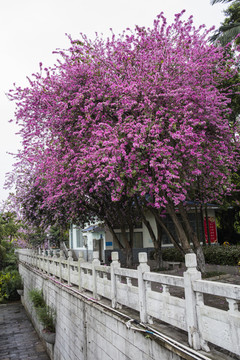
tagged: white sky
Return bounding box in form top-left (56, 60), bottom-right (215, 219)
top-left (0, 0), bottom-right (228, 203)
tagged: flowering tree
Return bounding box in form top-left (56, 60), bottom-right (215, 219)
top-left (8, 11), bottom-right (240, 271)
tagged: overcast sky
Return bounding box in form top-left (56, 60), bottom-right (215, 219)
top-left (0, 0), bottom-right (228, 204)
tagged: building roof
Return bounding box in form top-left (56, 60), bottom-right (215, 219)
top-left (82, 225), bottom-right (104, 233)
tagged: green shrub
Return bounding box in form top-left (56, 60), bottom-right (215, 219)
top-left (14, 273), bottom-right (23, 290)
top-left (37, 306), bottom-right (56, 332)
top-left (28, 289), bottom-right (45, 308)
top-left (203, 245), bottom-right (240, 266)
top-left (0, 240), bottom-right (18, 271)
top-left (0, 270), bottom-right (22, 303)
top-left (162, 247), bottom-right (184, 262)
top-left (0, 272), bottom-right (10, 302)
top-left (202, 271), bottom-right (225, 278)
top-left (162, 245), bottom-right (240, 266)
top-left (29, 288), bottom-right (56, 332)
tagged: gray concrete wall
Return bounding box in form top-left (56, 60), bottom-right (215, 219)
top-left (19, 263), bottom-right (185, 360)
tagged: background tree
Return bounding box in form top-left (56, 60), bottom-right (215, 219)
top-left (211, 0), bottom-right (240, 244)
top-left (211, 0), bottom-right (240, 45)
top-left (0, 212), bottom-right (23, 270)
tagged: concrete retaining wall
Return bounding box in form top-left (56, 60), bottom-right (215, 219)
top-left (19, 263), bottom-right (185, 360)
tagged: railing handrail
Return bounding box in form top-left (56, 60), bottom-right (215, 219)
top-left (193, 278), bottom-right (240, 300)
top-left (16, 249), bottom-right (240, 356)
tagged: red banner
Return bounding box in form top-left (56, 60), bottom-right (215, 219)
top-left (204, 217), bottom-right (218, 244)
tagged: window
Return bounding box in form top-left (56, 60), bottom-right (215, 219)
top-left (133, 232), bottom-right (143, 248)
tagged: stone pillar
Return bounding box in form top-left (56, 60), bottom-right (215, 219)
top-left (78, 251), bottom-right (84, 291)
top-left (110, 252), bottom-right (120, 308)
top-left (184, 253), bottom-right (202, 350)
top-left (52, 250), bottom-right (57, 276)
top-left (42, 251), bottom-right (46, 273)
top-left (59, 250), bottom-right (64, 282)
top-left (37, 248), bottom-right (41, 269)
top-left (68, 250), bottom-right (73, 285)
top-left (137, 252), bottom-right (150, 323)
top-left (47, 250), bottom-right (51, 275)
top-left (92, 251), bottom-right (100, 299)
top-left (226, 298), bottom-right (240, 354)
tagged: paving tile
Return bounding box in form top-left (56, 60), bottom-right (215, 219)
top-left (0, 302), bottom-right (49, 360)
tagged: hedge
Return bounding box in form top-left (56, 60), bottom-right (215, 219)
top-left (162, 245), bottom-right (240, 266)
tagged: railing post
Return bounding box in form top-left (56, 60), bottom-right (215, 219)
top-left (47, 250), bottom-right (51, 275)
top-left (137, 252), bottom-right (150, 323)
top-left (37, 248), bottom-right (41, 270)
top-left (42, 251), bottom-right (46, 272)
top-left (92, 251), bottom-right (101, 299)
top-left (110, 252), bottom-right (120, 308)
top-left (78, 251), bottom-right (84, 291)
top-left (52, 250), bottom-right (57, 276)
top-left (32, 249), bottom-right (35, 266)
top-left (68, 250), bottom-right (73, 285)
top-left (59, 250), bottom-right (64, 282)
top-left (33, 249), bottom-right (37, 267)
top-left (184, 253), bottom-right (202, 350)
top-left (30, 249), bottom-right (33, 266)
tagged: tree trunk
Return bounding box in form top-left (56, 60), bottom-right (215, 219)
top-left (106, 222), bottom-right (124, 250)
top-left (150, 208), bottom-right (185, 257)
top-left (120, 225), bottom-right (133, 267)
top-left (166, 202), bottom-right (192, 254)
top-left (155, 221), bottom-right (163, 268)
top-left (143, 216), bottom-right (163, 270)
top-left (138, 209), bottom-right (161, 269)
top-left (122, 247), bottom-right (133, 268)
top-left (178, 203), bottom-right (206, 273)
top-left (134, 196), bottom-right (163, 269)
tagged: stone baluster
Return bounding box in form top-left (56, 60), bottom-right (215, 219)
top-left (52, 250), bottom-right (57, 277)
top-left (78, 251), bottom-right (85, 291)
top-left (126, 277), bottom-right (132, 286)
top-left (30, 249), bottom-right (32, 266)
top-left (110, 252), bottom-right (120, 308)
top-left (42, 251), bottom-right (45, 272)
top-left (33, 249), bottom-right (37, 267)
top-left (59, 250), bottom-right (64, 282)
top-left (137, 252), bottom-right (150, 323)
top-left (92, 251), bottom-right (100, 299)
top-left (68, 250), bottom-right (73, 285)
top-left (37, 248), bottom-right (41, 270)
top-left (47, 250), bottom-right (51, 275)
top-left (184, 253), bottom-right (204, 350)
top-left (227, 298), bottom-right (238, 313)
top-left (226, 298), bottom-right (239, 354)
top-left (162, 284), bottom-right (169, 294)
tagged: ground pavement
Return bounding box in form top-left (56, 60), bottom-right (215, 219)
top-left (0, 302), bottom-right (49, 360)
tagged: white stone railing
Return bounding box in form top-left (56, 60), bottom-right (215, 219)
top-left (16, 248), bottom-right (240, 356)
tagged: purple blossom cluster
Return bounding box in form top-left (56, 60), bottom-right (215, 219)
top-left (6, 12), bottom-right (240, 258)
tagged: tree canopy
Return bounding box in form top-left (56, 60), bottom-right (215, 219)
top-left (7, 11), bottom-right (240, 270)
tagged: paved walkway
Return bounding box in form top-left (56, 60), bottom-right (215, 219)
top-left (0, 302), bottom-right (49, 360)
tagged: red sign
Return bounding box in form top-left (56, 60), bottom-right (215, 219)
top-left (204, 217), bottom-right (218, 243)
